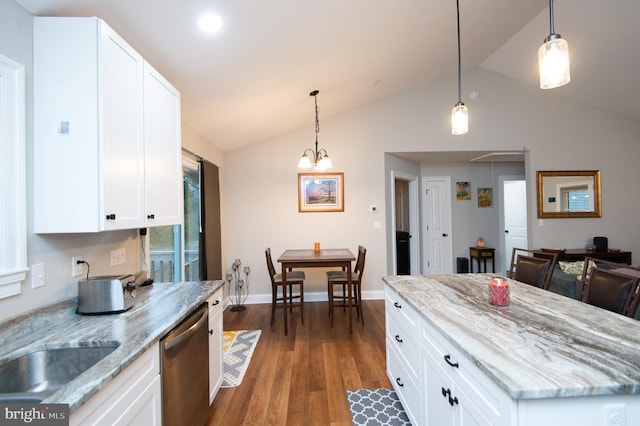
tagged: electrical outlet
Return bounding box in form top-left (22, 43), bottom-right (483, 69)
top-left (31, 263), bottom-right (46, 288)
top-left (110, 248), bottom-right (126, 266)
top-left (72, 256), bottom-right (84, 277)
top-left (604, 404), bottom-right (627, 426)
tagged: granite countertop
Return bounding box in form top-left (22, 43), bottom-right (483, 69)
top-left (0, 280), bottom-right (224, 413)
top-left (383, 274), bottom-right (640, 400)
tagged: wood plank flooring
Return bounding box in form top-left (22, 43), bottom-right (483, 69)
top-left (207, 300), bottom-right (391, 425)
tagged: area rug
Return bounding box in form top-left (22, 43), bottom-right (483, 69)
top-left (347, 388), bottom-right (411, 426)
top-left (221, 329), bottom-right (261, 388)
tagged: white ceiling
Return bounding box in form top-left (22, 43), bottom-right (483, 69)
top-left (16, 0), bottom-right (640, 153)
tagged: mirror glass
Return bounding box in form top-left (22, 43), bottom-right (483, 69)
top-left (536, 170), bottom-right (601, 218)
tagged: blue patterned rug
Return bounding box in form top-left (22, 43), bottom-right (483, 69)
top-left (347, 388), bottom-right (411, 425)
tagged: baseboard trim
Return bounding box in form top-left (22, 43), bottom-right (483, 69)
top-left (225, 289), bottom-right (385, 307)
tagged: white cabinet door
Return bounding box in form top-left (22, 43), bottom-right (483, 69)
top-left (208, 289), bottom-right (224, 404)
top-left (34, 17), bottom-right (145, 233)
top-left (70, 344), bottom-right (161, 426)
top-left (143, 62), bottom-right (182, 228)
top-left (100, 22), bottom-right (145, 231)
top-left (424, 354), bottom-right (455, 426)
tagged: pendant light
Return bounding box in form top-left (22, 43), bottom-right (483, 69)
top-left (451, 0), bottom-right (468, 135)
top-left (538, 0), bottom-right (570, 89)
top-left (298, 90), bottom-right (333, 170)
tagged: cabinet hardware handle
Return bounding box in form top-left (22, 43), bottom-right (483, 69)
top-left (147, 214), bottom-right (155, 219)
top-left (395, 334), bottom-right (403, 343)
top-left (395, 377), bottom-right (404, 387)
top-left (211, 300), bottom-right (220, 306)
top-left (444, 354), bottom-right (459, 368)
top-left (442, 233), bottom-right (448, 237)
top-left (393, 302), bottom-right (402, 309)
top-left (209, 329), bottom-right (213, 335)
top-left (106, 214), bottom-right (116, 220)
top-left (449, 394), bottom-right (459, 406)
top-left (441, 387), bottom-right (459, 406)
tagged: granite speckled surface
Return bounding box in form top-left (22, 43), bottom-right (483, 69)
top-left (0, 280), bottom-right (223, 413)
top-left (383, 274), bottom-right (640, 399)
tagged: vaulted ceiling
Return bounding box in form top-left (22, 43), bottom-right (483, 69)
top-left (16, 0), bottom-right (640, 152)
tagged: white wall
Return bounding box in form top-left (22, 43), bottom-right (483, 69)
top-left (224, 67), bottom-right (640, 302)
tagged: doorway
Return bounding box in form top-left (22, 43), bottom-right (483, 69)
top-left (423, 177), bottom-right (453, 274)
top-left (391, 171), bottom-right (419, 275)
top-left (501, 176), bottom-right (527, 273)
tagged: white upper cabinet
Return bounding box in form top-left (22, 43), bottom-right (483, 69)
top-left (143, 62), bottom-right (183, 227)
top-left (33, 17), bottom-right (181, 233)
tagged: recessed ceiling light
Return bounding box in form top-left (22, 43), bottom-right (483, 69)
top-left (198, 13), bottom-right (223, 33)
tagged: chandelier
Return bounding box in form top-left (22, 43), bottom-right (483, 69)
top-left (297, 90), bottom-right (333, 170)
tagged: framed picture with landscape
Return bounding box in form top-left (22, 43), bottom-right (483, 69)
top-left (298, 173), bottom-right (344, 212)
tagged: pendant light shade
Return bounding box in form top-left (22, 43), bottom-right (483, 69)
top-left (451, 0), bottom-right (468, 135)
top-left (539, 0), bottom-right (570, 89)
top-left (451, 102), bottom-right (468, 135)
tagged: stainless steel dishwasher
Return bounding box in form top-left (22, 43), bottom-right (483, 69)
top-left (161, 302), bottom-right (209, 426)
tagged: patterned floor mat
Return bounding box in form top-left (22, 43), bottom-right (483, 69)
top-left (221, 329), bottom-right (261, 388)
top-left (347, 388), bottom-right (412, 425)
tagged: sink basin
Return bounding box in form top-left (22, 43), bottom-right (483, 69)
top-left (0, 343), bottom-right (120, 402)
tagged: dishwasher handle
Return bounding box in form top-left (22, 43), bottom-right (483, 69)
top-left (163, 307), bottom-right (208, 351)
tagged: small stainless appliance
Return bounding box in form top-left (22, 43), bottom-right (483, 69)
top-left (76, 275), bottom-right (136, 314)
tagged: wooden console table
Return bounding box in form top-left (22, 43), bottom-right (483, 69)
top-left (469, 247), bottom-right (495, 273)
top-left (544, 249), bottom-right (632, 264)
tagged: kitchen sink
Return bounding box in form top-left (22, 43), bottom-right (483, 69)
top-left (0, 343), bottom-right (120, 403)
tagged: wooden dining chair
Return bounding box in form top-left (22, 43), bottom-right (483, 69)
top-left (507, 248), bottom-right (558, 290)
top-left (265, 248), bottom-right (305, 327)
top-left (578, 267), bottom-right (640, 318)
top-left (326, 245), bottom-right (366, 326)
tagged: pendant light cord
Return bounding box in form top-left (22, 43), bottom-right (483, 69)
top-left (456, 0), bottom-right (462, 104)
top-left (314, 92), bottom-right (319, 155)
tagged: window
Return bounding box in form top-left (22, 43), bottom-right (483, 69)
top-left (0, 54), bottom-right (27, 299)
top-left (561, 186), bottom-right (589, 212)
top-left (148, 153), bottom-right (201, 282)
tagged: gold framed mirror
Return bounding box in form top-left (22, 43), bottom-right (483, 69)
top-left (536, 170), bottom-right (602, 218)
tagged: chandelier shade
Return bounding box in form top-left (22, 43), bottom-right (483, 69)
top-left (539, 0), bottom-right (570, 89)
top-left (298, 90), bottom-right (333, 170)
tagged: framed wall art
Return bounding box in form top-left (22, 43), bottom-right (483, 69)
top-left (298, 173), bottom-right (344, 212)
top-left (456, 182), bottom-right (471, 200)
top-left (478, 187), bottom-right (493, 208)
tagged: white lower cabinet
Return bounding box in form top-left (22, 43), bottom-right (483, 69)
top-left (70, 343), bottom-right (161, 426)
top-left (387, 286), bottom-right (511, 426)
top-left (385, 287), bottom-right (422, 425)
top-left (208, 288), bottom-right (224, 404)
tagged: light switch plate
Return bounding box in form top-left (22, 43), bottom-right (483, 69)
top-left (31, 263), bottom-right (46, 288)
top-left (110, 248), bottom-right (126, 266)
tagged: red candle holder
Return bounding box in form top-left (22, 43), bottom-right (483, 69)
top-left (489, 278), bottom-right (510, 306)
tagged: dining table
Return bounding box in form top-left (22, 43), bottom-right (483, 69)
top-left (277, 248), bottom-right (356, 335)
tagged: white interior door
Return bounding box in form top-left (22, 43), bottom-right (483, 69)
top-left (424, 177), bottom-right (453, 274)
top-left (502, 179), bottom-right (527, 271)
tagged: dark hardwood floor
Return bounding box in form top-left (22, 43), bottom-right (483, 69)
top-left (207, 300), bottom-right (391, 425)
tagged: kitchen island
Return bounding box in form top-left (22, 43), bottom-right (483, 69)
top-left (384, 274), bottom-right (640, 426)
top-left (0, 280), bottom-right (223, 418)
